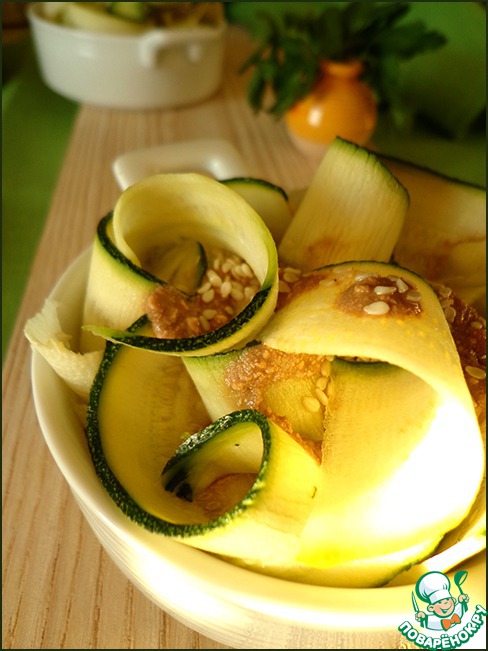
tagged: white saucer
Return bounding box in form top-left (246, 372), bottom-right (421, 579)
top-left (112, 138), bottom-right (249, 190)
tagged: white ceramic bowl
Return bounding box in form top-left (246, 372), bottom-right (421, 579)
top-left (31, 248), bottom-right (486, 649)
top-left (27, 2), bottom-right (226, 109)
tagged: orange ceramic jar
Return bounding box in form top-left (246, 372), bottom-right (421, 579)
top-left (285, 60), bottom-right (377, 150)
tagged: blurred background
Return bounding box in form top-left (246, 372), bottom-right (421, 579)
top-left (2, 2), bottom-right (486, 360)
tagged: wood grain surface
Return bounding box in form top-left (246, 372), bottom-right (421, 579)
top-left (2, 26), bottom-right (322, 650)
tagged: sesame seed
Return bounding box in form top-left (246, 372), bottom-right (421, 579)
top-left (319, 277), bottom-right (337, 287)
top-left (303, 396), bottom-right (321, 413)
top-left (374, 285), bottom-right (397, 296)
top-left (320, 360), bottom-right (331, 376)
top-left (355, 272), bottom-right (378, 282)
top-left (283, 271), bottom-right (300, 283)
top-left (197, 282), bottom-right (212, 294)
top-left (202, 288), bottom-right (215, 303)
top-left (363, 301), bottom-right (390, 315)
top-left (224, 306), bottom-right (234, 315)
top-left (406, 290), bottom-right (422, 302)
top-left (202, 309), bottom-right (217, 320)
top-left (443, 305), bottom-right (456, 323)
top-left (396, 278), bottom-right (409, 293)
top-left (437, 285), bottom-right (452, 299)
top-left (240, 263), bottom-right (254, 278)
top-left (244, 286), bottom-right (256, 300)
top-left (207, 270), bottom-right (222, 287)
top-left (220, 280), bottom-right (232, 298)
top-left (315, 388), bottom-right (329, 406)
top-left (470, 321), bottom-right (484, 330)
top-left (279, 280), bottom-right (291, 293)
top-left (316, 376), bottom-right (328, 391)
top-left (231, 287), bottom-right (244, 301)
top-left (199, 316), bottom-right (211, 330)
top-left (440, 298), bottom-right (453, 308)
top-left (465, 366), bottom-right (486, 380)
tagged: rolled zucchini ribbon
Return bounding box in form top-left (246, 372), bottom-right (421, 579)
top-left (82, 173), bottom-right (279, 356)
top-left (87, 335), bottom-right (320, 563)
top-left (259, 261), bottom-right (484, 569)
top-left (167, 261), bottom-right (484, 585)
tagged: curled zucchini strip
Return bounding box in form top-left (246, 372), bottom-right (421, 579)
top-left (384, 154), bottom-right (486, 313)
top-left (278, 138), bottom-right (409, 270)
top-left (83, 173), bottom-right (279, 356)
top-left (86, 322), bottom-right (320, 563)
top-left (260, 260), bottom-right (484, 568)
top-left (25, 298), bottom-right (103, 400)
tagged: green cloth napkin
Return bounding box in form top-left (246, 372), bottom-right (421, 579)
top-left (2, 38), bottom-right (79, 362)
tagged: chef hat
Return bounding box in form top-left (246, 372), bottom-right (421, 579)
top-left (416, 572), bottom-right (452, 604)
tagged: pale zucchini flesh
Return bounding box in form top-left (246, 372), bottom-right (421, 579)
top-left (87, 327), bottom-right (320, 563)
top-left (60, 2), bottom-right (149, 33)
top-left (222, 177), bottom-right (292, 244)
top-left (145, 238), bottom-right (207, 294)
top-left (183, 343), bottom-right (326, 442)
top-left (234, 536), bottom-right (442, 588)
top-left (259, 260), bottom-right (484, 569)
top-left (83, 174), bottom-right (279, 356)
top-left (81, 212), bottom-right (160, 352)
top-left (278, 138), bottom-right (409, 270)
top-left (383, 154), bottom-right (486, 314)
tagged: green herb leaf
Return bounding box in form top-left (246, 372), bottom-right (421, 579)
top-left (241, 1), bottom-right (447, 124)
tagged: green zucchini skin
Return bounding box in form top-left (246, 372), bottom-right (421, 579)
top-left (221, 177), bottom-right (292, 244)
top-left (85, 287), bottom-right (271, 354)
top-left (378, 152), bottom-right (486, 191)
top-left (84, 173), bottom-right (280, 356)
top-left (162, 409), bottom-right (270, 509)
top-left (86, 314), bottom-right (321, 564)
top-left (85, 324), bottom-right (263, 537)
top-left (86, 332), bottom-right (318, 559)
top-left (222, 177), bottom-right (289, 201)
top-left (85, 323), bottom-right (271, 537)
top-left (96, 212), bottom-right (168, 287)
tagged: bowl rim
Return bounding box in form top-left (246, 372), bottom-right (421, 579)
top-left (30, 247), bottom-right (486, 635)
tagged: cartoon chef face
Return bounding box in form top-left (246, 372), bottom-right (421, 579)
top-left (416, 571), bottom-right (456, 618)
top-left (429, 596), bottom-right (456, 618)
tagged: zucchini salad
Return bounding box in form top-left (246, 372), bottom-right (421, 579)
top-left (25, 138), bottom-right (486, 588)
